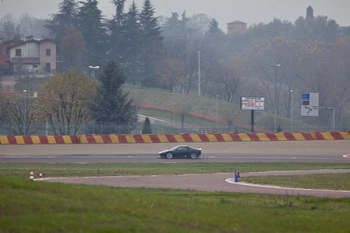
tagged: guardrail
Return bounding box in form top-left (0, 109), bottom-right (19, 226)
top-left (0, 131), bottom-right (349, 144)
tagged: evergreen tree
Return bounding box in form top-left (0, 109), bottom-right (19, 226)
top-left (77, 0), bottom-right (107, 67)
top-left (139, 0), bottom-right (163, 87)
top-left (108, 0), bottom-right (126, 62)
top-left (121, 2), bottom-right (143, 84)
top-left (205, 19), bottom-right (224, 38)
top-left (141, 117), bottom-right (152, 134)
top-left (162, 12), bottom-right (182, 39)
top-left (113, 0), bottom-right (126, 26)
top-left (90, 60), bottom-right (137, 134)
top-left (306, 6), bottom-right (314, 19)
top-left (46, 0), bottom-right (78, 41)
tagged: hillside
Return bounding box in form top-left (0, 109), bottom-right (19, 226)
top-left (127, 85), bottom-right (275, 133)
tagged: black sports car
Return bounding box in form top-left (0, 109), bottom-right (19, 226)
top-left (159, 145), bottom-right (202, 159)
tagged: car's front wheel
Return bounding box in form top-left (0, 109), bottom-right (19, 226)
top-left (166, 152), bottom-right (173, 159)
top-left (190, 152), bottom-right (198, 159)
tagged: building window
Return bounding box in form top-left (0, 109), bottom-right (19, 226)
top-left (15, 49), bottom-right (22, 56)
top-left (46, 63), bottom-right (51, 73)
top-left (46, 49), bottom-right (51, 56)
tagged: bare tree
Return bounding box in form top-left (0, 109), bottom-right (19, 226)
top-left (0, 87), bottom-right (10, 128)
top-left (36, 70), bottom-right (96, 135)
top-left (3, 99), bottom-right (39, 136)
top-left (218, 55), bottom-right (245, 103)
top-left (61, 27), bottom-right (86, 71)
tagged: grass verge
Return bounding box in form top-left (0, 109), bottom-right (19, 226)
top-left (243, 173), bottom-right (350, 190)
top-left (1, 162), bottom-right (350, 179)
top-left (1, 176), bottom-right (350, 233)
top-left (1, 162), bottom-right (350, 232)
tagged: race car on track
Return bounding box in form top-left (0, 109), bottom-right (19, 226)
top-left (159, 145), bottom-right (202, 159)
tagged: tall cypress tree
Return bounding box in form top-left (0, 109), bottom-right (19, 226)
top-left (108, 0), bottom-right (126, 62)
top-left (77, 0), bottom-right (107, 67)
top-left (46, 0), bottom-right (78, 41)
top-left (141, 117), bottom-right (152, 134)
top-left (139, 0), bottom-right (163, 87)
top-left (90, 60), bottom-right (137, 133)
top-left (46, 0), bottom-right (78, 72)
top-left (121, 2), bottom-right (143, 85)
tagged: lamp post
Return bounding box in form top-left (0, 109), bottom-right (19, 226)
top-left (216, 95), bottom-right (220, 129)
top-left (290, 89), bottom-right (294, 132)
top-left (88, 66), bottom-right (100, 77)
top-left (271, 64), bottom-right (280, 132)
top-left (198, 51), bottom-right (201, 97)
top-left (23, 90), bottom-right (27, 135)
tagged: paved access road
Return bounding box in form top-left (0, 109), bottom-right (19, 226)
top-left (0, 140), bottom-right (349, 163)
top-left (43, 169), bottom-right (350, 198)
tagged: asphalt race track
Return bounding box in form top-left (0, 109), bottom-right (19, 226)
top-left (1, 140), bottom-right (350, 197)
top-left (0, 140), bottom-right (349, 163)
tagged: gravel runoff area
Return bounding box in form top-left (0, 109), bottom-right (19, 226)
top-left (42, 169), bottom-right (350, 198)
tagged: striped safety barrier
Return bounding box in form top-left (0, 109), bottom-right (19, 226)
top-left (0, 131), bottom-right (349, 144)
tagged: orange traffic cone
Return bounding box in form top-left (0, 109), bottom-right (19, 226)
top-left (29, 170), bottom-right (34, 180)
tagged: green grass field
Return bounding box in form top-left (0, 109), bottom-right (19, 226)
top-left (1, 162), bottom-right (350, 233)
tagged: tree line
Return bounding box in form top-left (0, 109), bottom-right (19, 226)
top-left (1, 1), bottom-right (350, 132)
top-left (0, 60), bottom-right (137, 135)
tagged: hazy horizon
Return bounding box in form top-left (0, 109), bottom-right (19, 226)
top-left (1, 0), bottom-right (349, 31)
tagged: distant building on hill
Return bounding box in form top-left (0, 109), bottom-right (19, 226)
top-left (227, 20), bottom-right (247, 35)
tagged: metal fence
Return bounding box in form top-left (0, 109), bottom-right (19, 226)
top-left (1, 120), bottom-right (349, 136)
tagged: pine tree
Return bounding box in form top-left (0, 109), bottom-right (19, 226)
top-left (77, 0), bottom-right (107, 67)
top-left (306, 6), bottom-right (314, 19)
top-left (122, 3), bottom-right (144, 84)
top-left (46, 0), bottom-right (78, 41)
top-left (90, 60), bottom-right (137, 134)
top-left (108, 0), bottom-right (126, 62)
top-left (141, 117), bottom-right (152, 134)
top-left (205, 19), bottom-right (224, 38)
top-left (139, 0), bottom-right (163, 87)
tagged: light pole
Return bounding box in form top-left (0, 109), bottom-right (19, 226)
top-left (216, 95), bottom-right (220, 129)
top-left (271, 64), bottom-right (280, 132)
top-left (198, 51), bottom-right (201, 97)
top-left (88, 66), bottom-right (100, 77)
top-left (290, 89), bottom-right (294, 132)
top-left (23, 90), bottom-right (27, 135)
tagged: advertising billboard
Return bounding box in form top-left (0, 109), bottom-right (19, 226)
top-left (240, 97), bottom-right (265, 111)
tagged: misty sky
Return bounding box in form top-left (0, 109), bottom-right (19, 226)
top-left (1, 0), bottom-right (349, 31)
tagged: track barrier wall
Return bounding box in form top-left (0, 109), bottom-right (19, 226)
top-left (0, 131), bottom-right (349, 144)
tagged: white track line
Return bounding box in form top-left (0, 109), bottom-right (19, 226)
top-left (225, 178), bottom-right (350, 193)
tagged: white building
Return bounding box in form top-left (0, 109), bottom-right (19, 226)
top-left (8, 37), bottom-right (56, 74)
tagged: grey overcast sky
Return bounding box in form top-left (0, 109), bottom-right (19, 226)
top-left (1, 0), bottom-right (349, 31)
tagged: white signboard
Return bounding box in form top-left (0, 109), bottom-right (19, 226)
top-left (301, 92), bottom-right (319, 116)
top-left (241, 97), bottom-right (265, 111)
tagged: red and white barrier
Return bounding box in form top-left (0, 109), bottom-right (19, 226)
top-left (38, 171), bottom-right (43, 180)
top-left (29, 170), bottom-right (34, 180)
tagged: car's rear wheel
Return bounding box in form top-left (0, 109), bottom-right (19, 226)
top-left (166, 152), bottom-right (173, 159)
top-left (190, 152), bottom-right (198, 159)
